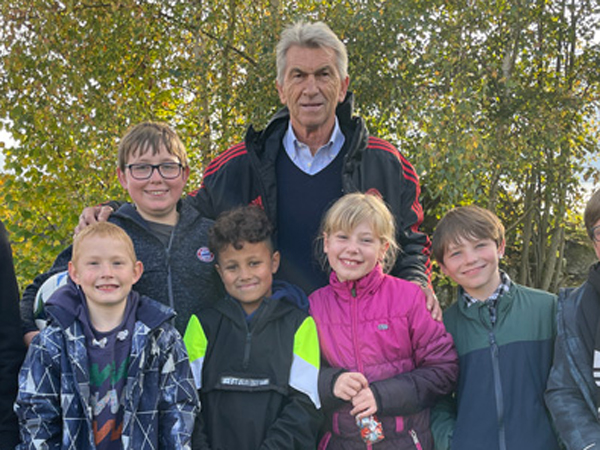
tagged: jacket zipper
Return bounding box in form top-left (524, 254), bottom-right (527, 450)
top-left (166, 228), bottom-right (176, 311)
top-left (241, 301), bottom-right (267, 369)
top-left (350, 286), bottom-right (363, 373)
top-left (489, 331), bottom-right (507, 450)
top-left (243, 331), bottom-right (252, 369)
top-left (409, 429), bottom-right (422, 450)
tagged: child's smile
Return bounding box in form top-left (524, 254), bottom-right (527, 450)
top-left (324, 220), bottom-right (389, 283)
top-left (440, 237), bottom-right (504, 301)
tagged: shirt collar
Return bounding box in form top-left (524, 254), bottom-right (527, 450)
top-left (282, 118), bottom-right (345, 175)
top-left (462, 271), bottom-right (512, 308)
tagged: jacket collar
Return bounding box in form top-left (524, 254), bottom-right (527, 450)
top-left (46, 277), bottom-right (175, 332)
top-left (456, 282), bottom-right (517, 324)
top-left (114, 199), bottom-right (200, 231)
top-left (245, 92), bottom-right (362, 159)
top-left (328, 264), bottom-right (386, 300)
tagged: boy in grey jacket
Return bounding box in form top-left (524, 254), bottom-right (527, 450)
top-left (20, 122), bottom-right (222, 341)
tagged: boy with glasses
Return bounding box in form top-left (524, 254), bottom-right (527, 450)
top-left (20, 122), bottom-right (222, 342)
top-left (546, 189), bottom-right (600, 448)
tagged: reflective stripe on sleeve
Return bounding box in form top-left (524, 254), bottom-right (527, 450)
top-left (183, 314), bottom-right (207, 389)
top-left (290, 316), bottom-right (321, 408)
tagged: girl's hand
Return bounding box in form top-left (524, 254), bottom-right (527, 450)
top-left (350, 387), bottom-right (378, 419)
top-left (333, 372), bottom-right (369, 401)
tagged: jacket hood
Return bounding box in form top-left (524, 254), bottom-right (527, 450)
top-left (45, 277), bottom-right (87, 329)
top-left (113, 202), bottom-right (148, 230)
top-left (271, 280), bottom-right (309, 313)
top-left (45, 277), bottom-right (175, 331)
top-left (113, 200), bottom-right (192, 230)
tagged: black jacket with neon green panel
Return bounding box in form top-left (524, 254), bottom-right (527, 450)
top-left (184, 281), bottom-right (322, 450)
top-left (430, 282), bottom-right (559, 450)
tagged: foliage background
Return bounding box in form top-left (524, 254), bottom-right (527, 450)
top-left (1, 0), bottom-right (599, 305)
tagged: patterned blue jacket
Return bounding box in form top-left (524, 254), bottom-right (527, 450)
top-left (16, 282), bottom-right (199, 450)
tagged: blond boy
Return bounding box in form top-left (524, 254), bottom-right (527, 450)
top-left (16, 223), bottom-right (198, 450)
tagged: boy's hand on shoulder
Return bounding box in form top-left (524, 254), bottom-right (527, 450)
top-left (74, 205), bottom-right (114, 235)
top-left (333, 372), bottom-right (369, 401)
top-left (350, 387), bottom-right (377, 419)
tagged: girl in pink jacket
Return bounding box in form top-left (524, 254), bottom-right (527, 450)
top-left (309, 192), bottom-right (458, 450)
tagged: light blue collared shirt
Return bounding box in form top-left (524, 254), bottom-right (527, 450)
top-left (282, 119), bottom-right (345, 175)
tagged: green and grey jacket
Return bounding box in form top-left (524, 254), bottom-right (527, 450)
top-left (431, 283), bottom-right (559, 450)
top-left (184, 281), bottom-right (322, 450)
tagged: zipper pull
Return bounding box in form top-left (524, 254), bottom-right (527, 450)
top-left (409, 429), bottom-right (422, 449)
top-left (351, 286), bottom-right (357, 297)
top-left (489, 332), bottom-right (499, 357)
top-left (243, 332), bottom-right (252, 369)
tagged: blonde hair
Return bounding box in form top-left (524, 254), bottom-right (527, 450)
top-left (320, 192), bottom-right (399, 273)
top-left (117, 122), bottom-right (188, 172)
top-left (72, 222), bottom-right (137, 265)
top-left (432, 205), bottom-right (505, 263)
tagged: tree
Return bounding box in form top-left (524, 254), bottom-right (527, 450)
top-left (1, 0), bottom-right (598, 296)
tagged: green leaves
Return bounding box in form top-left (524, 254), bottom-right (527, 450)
top-left (0, 0), bottom-right (598, 294)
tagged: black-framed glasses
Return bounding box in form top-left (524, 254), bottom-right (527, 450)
top-left (591, 225), bottom-right (600, 242)
top-left (126, 163), bottom-right (183, 180)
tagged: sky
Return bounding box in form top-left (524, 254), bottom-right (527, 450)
top-left (0, 129), bottom-right (13, 171)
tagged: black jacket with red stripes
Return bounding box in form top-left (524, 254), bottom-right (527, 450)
top-left (187, 92), bottom-right (431, 289)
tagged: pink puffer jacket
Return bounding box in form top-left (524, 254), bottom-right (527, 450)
top-left (309, 265), bottom-right (458, 450)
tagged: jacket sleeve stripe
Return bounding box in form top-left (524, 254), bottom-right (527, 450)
top-left (367, 137), bottom-right (420, 185)
top-left (408, 187), bottom-right (432, 276)
top-left (367, 137), bottom-right (432, 279)
top-left (202, 144), bottom-right (247, 179)
top-left (289, 317), bottom-right (321, 408)
top-left (399, 157), bottom-right (419, 186)
top-left (183, 314), bottom-right (207, 389)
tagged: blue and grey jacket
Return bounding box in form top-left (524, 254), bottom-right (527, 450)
top-left (16, 281), bottom-right (199, 450)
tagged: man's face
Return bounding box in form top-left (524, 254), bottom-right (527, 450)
top-left (276, 45), bottom-right (349, 139)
